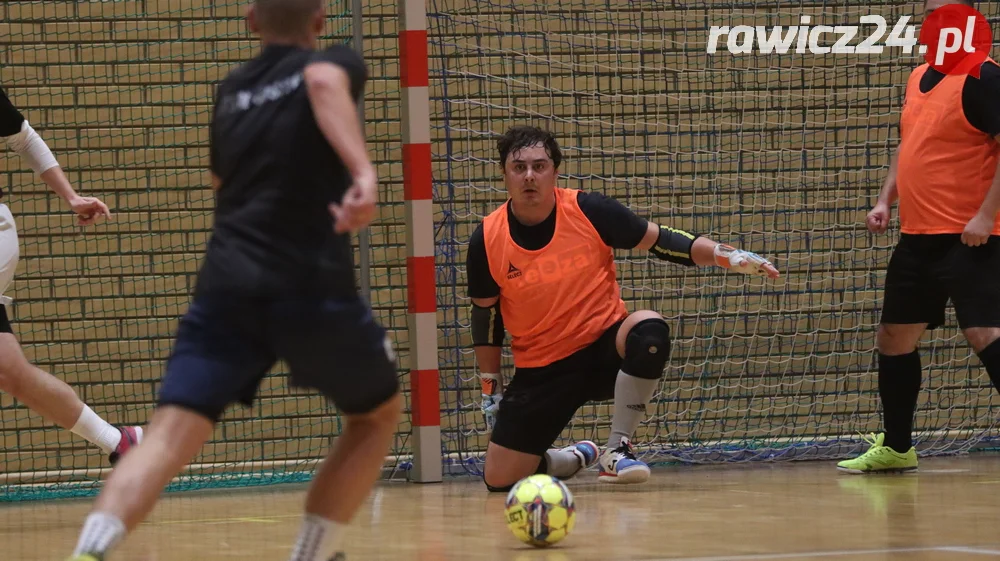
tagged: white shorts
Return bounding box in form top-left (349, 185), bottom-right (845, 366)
top-left (0, 204), bottom-right (19, 300)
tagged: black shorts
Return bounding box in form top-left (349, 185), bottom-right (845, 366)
top-left (490, 320), bottom-right (624, 456)
top-left (0, 305), bottom-right (12, 334)
top-left (157, 293), bottom-right (398, 422)
top-left (881, 234), bottom-right (1000, 329)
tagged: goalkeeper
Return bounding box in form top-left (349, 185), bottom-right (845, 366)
top-left (467, 125), bottom-right (779, 490)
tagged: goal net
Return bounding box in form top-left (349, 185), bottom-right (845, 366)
top-left (429, 0), bottom-right (1000, 473)
top-left (1, 0), bottom-right (999, 501)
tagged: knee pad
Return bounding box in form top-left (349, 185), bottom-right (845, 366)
top-left (622, 318), bottom-right (670, 380)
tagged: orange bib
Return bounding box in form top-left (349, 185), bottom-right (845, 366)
top-left (483, 188), bottom-right (627, 368)
top-left (897, 61), bottom-right (1000, 235)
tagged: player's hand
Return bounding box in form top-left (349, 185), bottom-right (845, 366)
top-left (68, 196), bottom-right (111, 226)
top-left (714, 244), bottom-right (780, 279)
top-left (329, 172), bottom-right (377, 234)
top-left (866, 201), bottom-right (891, 234)
top-left (481, 393), bottom-right (502, 432)
top-left (962, 213), bottom-right (992, 247)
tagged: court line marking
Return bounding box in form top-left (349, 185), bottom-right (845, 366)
top-left (647, 546), bottom-right (1000, 560)
top-left (144, 514), bottom-right (300, 526)
top-left (938, 547), bottom-right (1000, 555)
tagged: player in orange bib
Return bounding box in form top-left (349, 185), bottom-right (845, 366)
top-left (838, 0), bottom-right (1000, 474)
top-left (467, 126), bottom-right (780, 490)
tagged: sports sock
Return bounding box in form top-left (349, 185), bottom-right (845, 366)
top-left (607, 370), bottom-right (658, 450)
top-left (542, 448), bottom-right (580, 478)
top-left (976, 338), bottom-right (1000, 393)
top-left (73, 512), bottom-right (126, 557)
top-left (288, 513), bottom-right (345, 561)
top-left (70, 405), bottom-right (122, 454)
top-left (878, 351), bottom-right (922, 453)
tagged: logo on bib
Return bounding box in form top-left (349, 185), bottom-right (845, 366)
top-left (506, 262), bottom-right (522, 280)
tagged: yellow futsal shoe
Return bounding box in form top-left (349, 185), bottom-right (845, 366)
top-left (65, 555), bottom-right (102, 561)
top-left (837, 433), bottom-right (917, 474)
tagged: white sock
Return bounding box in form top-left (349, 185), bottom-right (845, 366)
top-left (544, 448), bottom-right (581, 478)
top-left (607, 370), bottom-right (658, 450)
top-left (73, 512), bottom-right (126, 557)
top-left (288, 514), bottom-right (346, 561)
top-left (70, 405), bottom-right (122, 454)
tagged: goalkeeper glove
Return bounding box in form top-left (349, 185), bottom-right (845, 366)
top-left (713, 243), bottom-right (777, 278)
top-left (480, 372), bottom-right (502, 431)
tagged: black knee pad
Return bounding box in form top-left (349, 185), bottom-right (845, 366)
top-left (622, 318), bottom-right (670, 380)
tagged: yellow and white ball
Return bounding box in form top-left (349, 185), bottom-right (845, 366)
top-left (504, 474), bottom-right (576, 547)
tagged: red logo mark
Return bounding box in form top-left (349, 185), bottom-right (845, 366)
top-left (920, 4), bottom-right (992, 78)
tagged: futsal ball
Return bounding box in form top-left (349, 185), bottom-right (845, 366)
top-left (504, 474), bottom-right (576, 547)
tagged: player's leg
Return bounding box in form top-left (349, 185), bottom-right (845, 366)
top-left (70, 405), bottom-right (215, 560)
top-left (68, 296), bottom-right (275, 560)
top-left (0, 328), bottom-right (141, 462)
top-left (482, 358), bottom-right (595, 492)
top-left (951, 237), bottom-right (1000, 400)
top-left (483, 440), bottom-right (598, 492)
top-left (838, 235), bottom-right (942, 474)
top-left (0, 204), bottom-right (139, 463)
top-left (597, 310), bottom-right (670, 484)
top-left (272, 296), bottom-right (402, 561)
top-left (289, 393), bottom-right (401, 561)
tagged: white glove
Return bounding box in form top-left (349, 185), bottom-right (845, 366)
top-left (481, 393), bottom-right (502, 432)
top-left (479, 372), bottom-right (502, 431)
top-left (713, 243), bottom-right (779, 278)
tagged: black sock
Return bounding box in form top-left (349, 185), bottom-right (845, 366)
top-left (878, 350), bottom-right (922, 453)
top-left (976, 338), bottom-right (1000, 393)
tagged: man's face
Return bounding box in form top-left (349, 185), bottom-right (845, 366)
top-left (502, 143), bottom-right (557, 207)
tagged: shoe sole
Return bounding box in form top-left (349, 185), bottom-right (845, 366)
top-left (597, 466), bottom-right (651, 484)
top-left (836, 465), bottom-right (918, 475)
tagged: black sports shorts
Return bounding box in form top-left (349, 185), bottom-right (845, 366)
top-left (881, 233), bottom-right (1000, 329)
top-left (158, 292), bottom-right (399, 422)
top-left (0, 305), bottom-right (12, 334)
top-left (490, 319), bottom-right (625, 456)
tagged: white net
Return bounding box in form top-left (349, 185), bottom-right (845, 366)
top-left (429, 0), bottom-right (1000, 473)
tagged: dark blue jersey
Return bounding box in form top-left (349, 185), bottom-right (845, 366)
top-left (197, 44), bottom-right (367, 297)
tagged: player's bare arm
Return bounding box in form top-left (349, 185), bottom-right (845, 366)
top-left (3, 115), bottom-right (111, 226)
top-left (639, 220), bottom-right (780, 279)
top-left (868, 145), bottom-right (901, 234)
top-left (304, 61), bottom-right (377, 233)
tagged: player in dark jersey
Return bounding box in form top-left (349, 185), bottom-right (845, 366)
top-left (468, 126), bottom-right (780, 491)
top-left (838, 0), bottom-right (1000, 474)
top-left (66, 1), bottom-right (399, 560)
top-left (0, 87), bottom-right (141, 464)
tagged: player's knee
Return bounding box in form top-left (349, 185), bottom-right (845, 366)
top-left (0, 353), bottom-right (31, 396)
top-left (0, 367), bottom-right (22, 396)
top-left (877, 324), bottom-right (920, 355)
top-left (483, 470), bottom-right (515, 493)
top-left (622, 318), bottom-right (671, 380)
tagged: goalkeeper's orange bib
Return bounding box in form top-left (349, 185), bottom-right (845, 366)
top-left (897, 61), bottom-right (1000, 235)
top-left (483, 187), bottom-right (627, 368)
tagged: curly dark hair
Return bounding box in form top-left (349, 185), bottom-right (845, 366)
top-left (497, 126), bottom-right (562, 169)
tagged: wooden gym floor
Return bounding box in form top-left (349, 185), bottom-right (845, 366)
top-left (5, 456), bottom-right (1000, 561)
